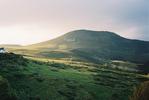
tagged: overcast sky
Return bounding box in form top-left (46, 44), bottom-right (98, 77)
top-left (0, 0), bottom-right (148, 45)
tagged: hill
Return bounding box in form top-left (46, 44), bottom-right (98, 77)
top-left (24, 30), bottom-right (149, 64)
top-left (1, 30), bottom-right (149, 65)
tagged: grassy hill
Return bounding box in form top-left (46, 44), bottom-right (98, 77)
top-left (7, 30), bottom-right (148, 64)
top-left (0, 53), bottom-right (148, 100)
top-left (1, 30), bottom-right (149, 74)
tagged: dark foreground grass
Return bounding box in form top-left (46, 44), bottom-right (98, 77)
top-left (0, 53), bottom-right (148, 100)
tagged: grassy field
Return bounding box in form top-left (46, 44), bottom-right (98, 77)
top-left (0, 53), bottom-right (148, 100)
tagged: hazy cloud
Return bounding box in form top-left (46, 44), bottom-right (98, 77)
top-left (0, 0), bottom-right (148, 44)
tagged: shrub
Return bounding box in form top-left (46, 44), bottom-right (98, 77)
top-left (130, 81), bottom-right (149, 100)
top-left (0, 76), bottom-right (17, 100)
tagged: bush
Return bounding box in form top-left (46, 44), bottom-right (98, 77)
top-left (0, 53), bottom-right (28, 68)
top-left (0, 76), bottom-right (17, 100)
top-left (130, 81), bottom-right (149, 100)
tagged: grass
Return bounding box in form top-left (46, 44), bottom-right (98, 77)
top-left (0, 53), bottom-right (148, 100)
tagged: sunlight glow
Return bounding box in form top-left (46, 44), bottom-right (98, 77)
top-left (0, 25), bottom-right (64, 45)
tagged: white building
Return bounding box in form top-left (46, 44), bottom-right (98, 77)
top-left (0, 48), bottom-right (6, 53)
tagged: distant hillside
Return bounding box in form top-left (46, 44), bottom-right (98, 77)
top-left (25, 30), bottom-right (149, 63)
top-left (1, 30), bottom-right (149, 64)
top-left (28, 30), bottom-right (126, 49)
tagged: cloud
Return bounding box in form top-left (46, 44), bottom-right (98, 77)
top-left (0, 0), bottom-right (148, 44)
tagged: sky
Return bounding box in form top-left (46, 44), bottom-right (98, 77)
top-left (0, 0), bottom-right (148, 45)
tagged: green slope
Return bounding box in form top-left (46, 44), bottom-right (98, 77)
top-left (25, 30), bottom-right (149, 64)
top-left (1, 30), bottom-right (149, 65)
top-left (0, 53), bottom-right (148, 100)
